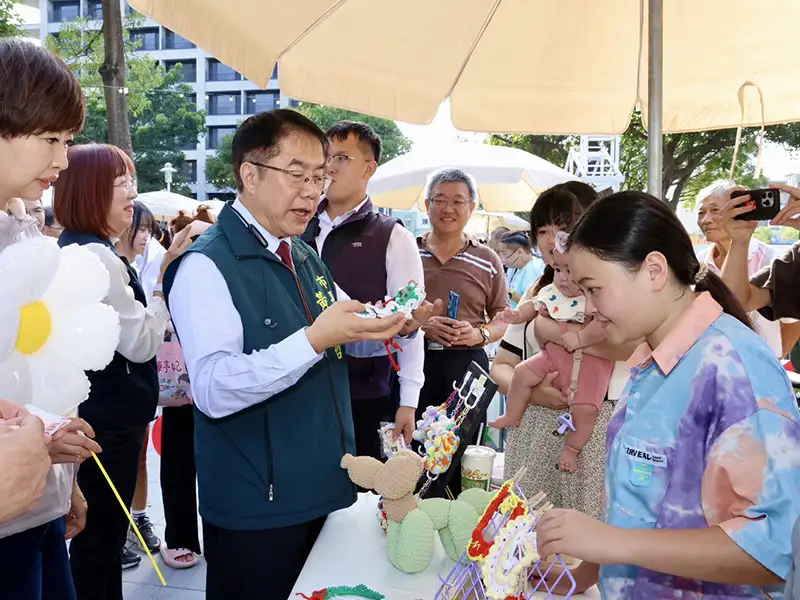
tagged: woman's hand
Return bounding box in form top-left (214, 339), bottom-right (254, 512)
top-left (529, 372), bottom-right (568, 409)
top-left (65, 481), bottom-right (87, 540)
top-left (718, 187), bottom-right (757, 245)
top-left (158, 226), bottom-right (194, 280)
top-left (537, 508), bottom-right (621, 565)
top-left (769, 183), bottom-right (800, 230)
top-left (49, 418), bottom-right (102, 464)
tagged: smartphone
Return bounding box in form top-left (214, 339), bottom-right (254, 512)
top-left (732, 189), bottom-right (781, 221)
top-left (447, 290), bottom-right (460, 320)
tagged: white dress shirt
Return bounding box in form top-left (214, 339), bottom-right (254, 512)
top-left (316, 197), bottom-right (425, 409)
top-left (83, 243), bottom-right (170, 363)
top-left (169, 199), bottom-right (417, 419)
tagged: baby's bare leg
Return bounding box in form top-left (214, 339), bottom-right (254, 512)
top-left (489, 362), bottom-right (543, 429)
top-left (558, 404), bottom-right (599, 473)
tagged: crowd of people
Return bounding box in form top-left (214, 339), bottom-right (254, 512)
top-left (1, 37), bottom-right (800, 600)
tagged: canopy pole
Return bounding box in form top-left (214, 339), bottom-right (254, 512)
top-left (646, 0), bottom-right (663, 198)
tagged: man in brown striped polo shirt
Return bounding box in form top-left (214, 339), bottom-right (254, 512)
top-left (417, 167), bottom-right (509, 497)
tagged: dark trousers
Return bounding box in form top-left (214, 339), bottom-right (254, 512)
top-left (0, 517), bottom-right (76, 600)
top-left (70, 424), bottom-right (147, 600)
top-left (417, 347), bottom-right (490, 498)
top-left (160, 405), bottom-right (200, 554)
top-left (350, 394), bottom-right (392, 461)
top-left (203, 517), bottom-right (326, 600)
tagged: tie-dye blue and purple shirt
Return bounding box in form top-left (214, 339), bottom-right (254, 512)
top-left (601, 293), bottom-right (800, 599)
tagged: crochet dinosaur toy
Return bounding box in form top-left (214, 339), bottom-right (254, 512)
top-left (340, 450), bottom-right (492, 574)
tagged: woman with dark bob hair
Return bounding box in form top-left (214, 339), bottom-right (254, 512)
top-left (0, 38), bottom-right (100, 600)
top-left (55, 143), bottom-right (189, 599)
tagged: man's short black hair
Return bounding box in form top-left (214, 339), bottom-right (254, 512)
top-left (231, 109), bottom-right (329, 191)
top-left (326, 120), bottom-right (382, 164)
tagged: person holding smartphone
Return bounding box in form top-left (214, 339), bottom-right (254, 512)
top-left (719, 183), bottom-right (800, 321)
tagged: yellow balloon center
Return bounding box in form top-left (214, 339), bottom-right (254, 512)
top-left (15, 301), bottom-right (52, 355)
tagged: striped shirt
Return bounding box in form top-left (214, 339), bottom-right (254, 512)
top-left (418, 233), bottom-right (508, 330)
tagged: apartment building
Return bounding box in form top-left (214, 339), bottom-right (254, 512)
top-left (23, 0), bottom-right (296, 201)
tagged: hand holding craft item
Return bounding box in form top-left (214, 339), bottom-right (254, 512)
top-left (0, 236), bottom-right (120, 415)
top-left (436, 474), bottom-right (576, 600)
top-left (356, 281), bottom-right (426, 319)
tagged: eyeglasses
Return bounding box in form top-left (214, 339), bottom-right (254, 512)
top-left (429, 196), bottom-right (472, 208)
top-left (326, 154), bottom-right (372, 167)
top-left (247, 160), bottom-right (328, 191)
top-left (115, 180), bottom-right (137, 193)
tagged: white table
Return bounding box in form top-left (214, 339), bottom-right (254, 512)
top-left (291, 493), bottom-right (600, 599)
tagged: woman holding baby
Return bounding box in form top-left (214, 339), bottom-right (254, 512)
top-left (490, 182), bottom-right (634, 519)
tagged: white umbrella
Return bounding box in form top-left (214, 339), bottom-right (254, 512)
top-left (466, 211), bottom-right (529, 236)
top-left (368, 142), bottom-right (577, 212)
top-left (136, 191), bottom-right (201, 220)
top-left (202, 199), bottom-right (229, 216)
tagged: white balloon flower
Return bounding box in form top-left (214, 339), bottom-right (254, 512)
top-left (0, 236), bottom-right (121, 415)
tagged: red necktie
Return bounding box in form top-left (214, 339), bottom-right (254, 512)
top-left (276, 240), bottom-right (294, 272)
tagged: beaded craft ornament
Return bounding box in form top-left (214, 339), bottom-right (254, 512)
top-left (356, 281), bottom-right (425, 319)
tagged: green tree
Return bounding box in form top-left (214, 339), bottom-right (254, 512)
top-left (487, 134), bottom-right (578, 167)
top-left (47, 18), bottom-right (205, 193)
top-left (296, 103), bottom-right (411, 164)
top-left (205, 130), bottom-right (235, 191)
top-left (777, 226), bottom-right (800, 244)
top-left (205, 103), bottom-right (413, 192)
top-left (753, 226), bottom-right (774, 245)
top-left (0, 0), bottom-right (21, 37)
top-left (488, 111), bottom-right (800, 212)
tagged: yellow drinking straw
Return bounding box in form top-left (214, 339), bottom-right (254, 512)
top-left (90, 451), bottom-right (167, 586)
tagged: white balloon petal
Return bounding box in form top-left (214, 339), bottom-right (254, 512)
top-left (26, 346), bottom-right (90, 416)
top-left (0, 237), bottom-right (60, 304)
top-left (48, 303), bottom-right (120, 371)
top-left (0, 350), bottom-right (32, 407)
top-left (42, 244), bottom-right (111, 307)
top-left (0, 290), bottom-right (20, 363)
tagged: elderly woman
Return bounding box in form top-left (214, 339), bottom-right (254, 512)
top-left (696, 179), bottom-right (800, 357)
top-left (497, 230), bottom-right (544, 308)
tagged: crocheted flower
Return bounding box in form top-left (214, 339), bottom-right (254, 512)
top-left (0, 236), bottom-right (120, 415)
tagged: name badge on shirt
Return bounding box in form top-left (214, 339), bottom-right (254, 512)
top-left (624, 444), bottom-right (667, 468)
top-left (630, 462), bottom-right (653, 487)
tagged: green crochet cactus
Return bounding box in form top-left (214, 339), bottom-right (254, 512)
top-left (340, 452), bottom-right (493, 574)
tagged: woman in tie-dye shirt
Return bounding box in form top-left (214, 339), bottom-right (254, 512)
top-left (537, 192), bottom-right (800, 599)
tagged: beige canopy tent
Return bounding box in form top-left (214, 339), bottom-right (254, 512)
top-left (129, 0), bottom-right (800, 194)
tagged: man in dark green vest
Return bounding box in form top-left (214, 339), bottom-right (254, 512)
top-left (163, 110), bottom-right (425, 600)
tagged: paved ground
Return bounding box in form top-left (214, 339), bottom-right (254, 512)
top-left (121, 440), bottom-right (207, 599)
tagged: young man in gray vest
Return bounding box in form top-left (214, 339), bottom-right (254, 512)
top-left (163, 110), bottom-right (424, 600)
top-left (302, 121), bottom-right (429, 459)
